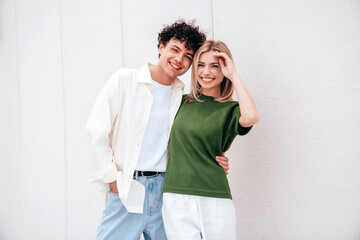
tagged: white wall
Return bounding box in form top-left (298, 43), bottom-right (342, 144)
top-left (0, 0), bottom-right (21, 239)
top-left (221, 1), bottom-right (360, 239)
top-left (1, 0), bottom-right (359, 239)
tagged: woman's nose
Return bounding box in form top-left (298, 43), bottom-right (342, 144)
top-left (203, 66), bottom-right (210, 74)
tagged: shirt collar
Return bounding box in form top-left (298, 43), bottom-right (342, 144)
top-left (138, 63), bottom-right (185, 89)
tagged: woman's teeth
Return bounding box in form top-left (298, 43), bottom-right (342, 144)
top-left (202, 77), bottom-right (213, 82)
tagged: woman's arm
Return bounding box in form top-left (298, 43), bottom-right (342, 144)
top-left (214, 52), bottom-right (259, 127)
top-left (230, 73), bottom-right (259, 127)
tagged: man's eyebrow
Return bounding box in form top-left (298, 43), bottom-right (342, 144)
top-left (171, 45), bottom-right (181, 51)
top-left (171, 44), bottom-right (194, 57)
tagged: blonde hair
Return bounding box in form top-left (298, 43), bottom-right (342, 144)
top-left (186, 40), bottom-right (234, 103)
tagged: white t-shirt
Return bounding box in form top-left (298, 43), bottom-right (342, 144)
top-left (135, 79), bottom-right (172, 172)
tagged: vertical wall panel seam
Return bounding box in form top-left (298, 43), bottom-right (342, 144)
top-left (119, 0), bottom-right (125, 67)
top-left (210, 0), bottom-right (214, 39)
top-left (58, 0), bottom-right (68, 239)
top-left (14, 1), bottom-right (23, 236)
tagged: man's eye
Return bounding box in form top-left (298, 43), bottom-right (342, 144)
top-left (172, 49), bottom-right (177, 52)
top-left (185, 56), bottom-right (192, 60)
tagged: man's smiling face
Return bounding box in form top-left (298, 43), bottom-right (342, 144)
top-left (158, 38), bottom-right (194, 79)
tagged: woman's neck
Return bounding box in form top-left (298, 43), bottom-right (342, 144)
top-left (200, 88), bottom-right (221, 98)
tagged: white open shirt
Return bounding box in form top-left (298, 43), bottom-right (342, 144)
top-left (85, 63), bottom-right (184, 213)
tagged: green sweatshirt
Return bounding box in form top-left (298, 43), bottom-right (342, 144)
top-left (163, 94), bottom-right (252, 199)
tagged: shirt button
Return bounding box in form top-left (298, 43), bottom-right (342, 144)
top-left (137, 142), bottom-right (140, 146)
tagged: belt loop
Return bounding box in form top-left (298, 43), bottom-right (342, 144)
top-left (135, 170), bottom-right (138, 180)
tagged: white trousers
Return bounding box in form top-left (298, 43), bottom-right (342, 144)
top-left (162, 193), bottom-right (236, 240)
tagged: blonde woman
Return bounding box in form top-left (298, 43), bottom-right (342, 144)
top-left (162, 40), bottom-right (259, 240)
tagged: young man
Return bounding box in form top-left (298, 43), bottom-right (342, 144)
top-left (86, 20), bottom-right (229, 240)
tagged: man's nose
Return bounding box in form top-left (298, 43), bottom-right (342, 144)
top-left (175, 53), bottom-right (184, 63)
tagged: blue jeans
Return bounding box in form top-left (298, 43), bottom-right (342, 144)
top-left (96, 173), bottom-right (167, 240)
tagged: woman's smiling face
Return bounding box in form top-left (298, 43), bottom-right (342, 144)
top-left (196, 51), bottom-right (224, 97)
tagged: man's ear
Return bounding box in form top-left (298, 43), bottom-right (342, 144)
top-left (158, 43), bottom-right (165, 56)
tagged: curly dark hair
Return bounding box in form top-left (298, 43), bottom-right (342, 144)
top-left (157, 19), bottom-right (206, 55)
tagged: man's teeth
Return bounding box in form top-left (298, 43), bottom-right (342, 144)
top-left (170, 63), bottom-right (180, 69)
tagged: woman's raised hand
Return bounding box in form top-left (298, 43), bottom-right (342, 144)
top-left (213, 51), bottom-right (238, 80)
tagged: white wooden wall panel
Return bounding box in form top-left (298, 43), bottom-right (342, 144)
top-left (15, 0), bottom-right (66, 238)
top-left (121, 0), bottom-right (212, 92)
top-left (213, 0), bottom-right (360, 239)
top-left (60, 0), bottom-right (123, 239)
top-left (1, 0), bottom-right (359, 239)
top-left (0, 0), bottom-right (21, 239)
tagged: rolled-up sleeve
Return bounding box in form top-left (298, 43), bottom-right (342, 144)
top-left (85, 71), bottom-right (122, 185)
